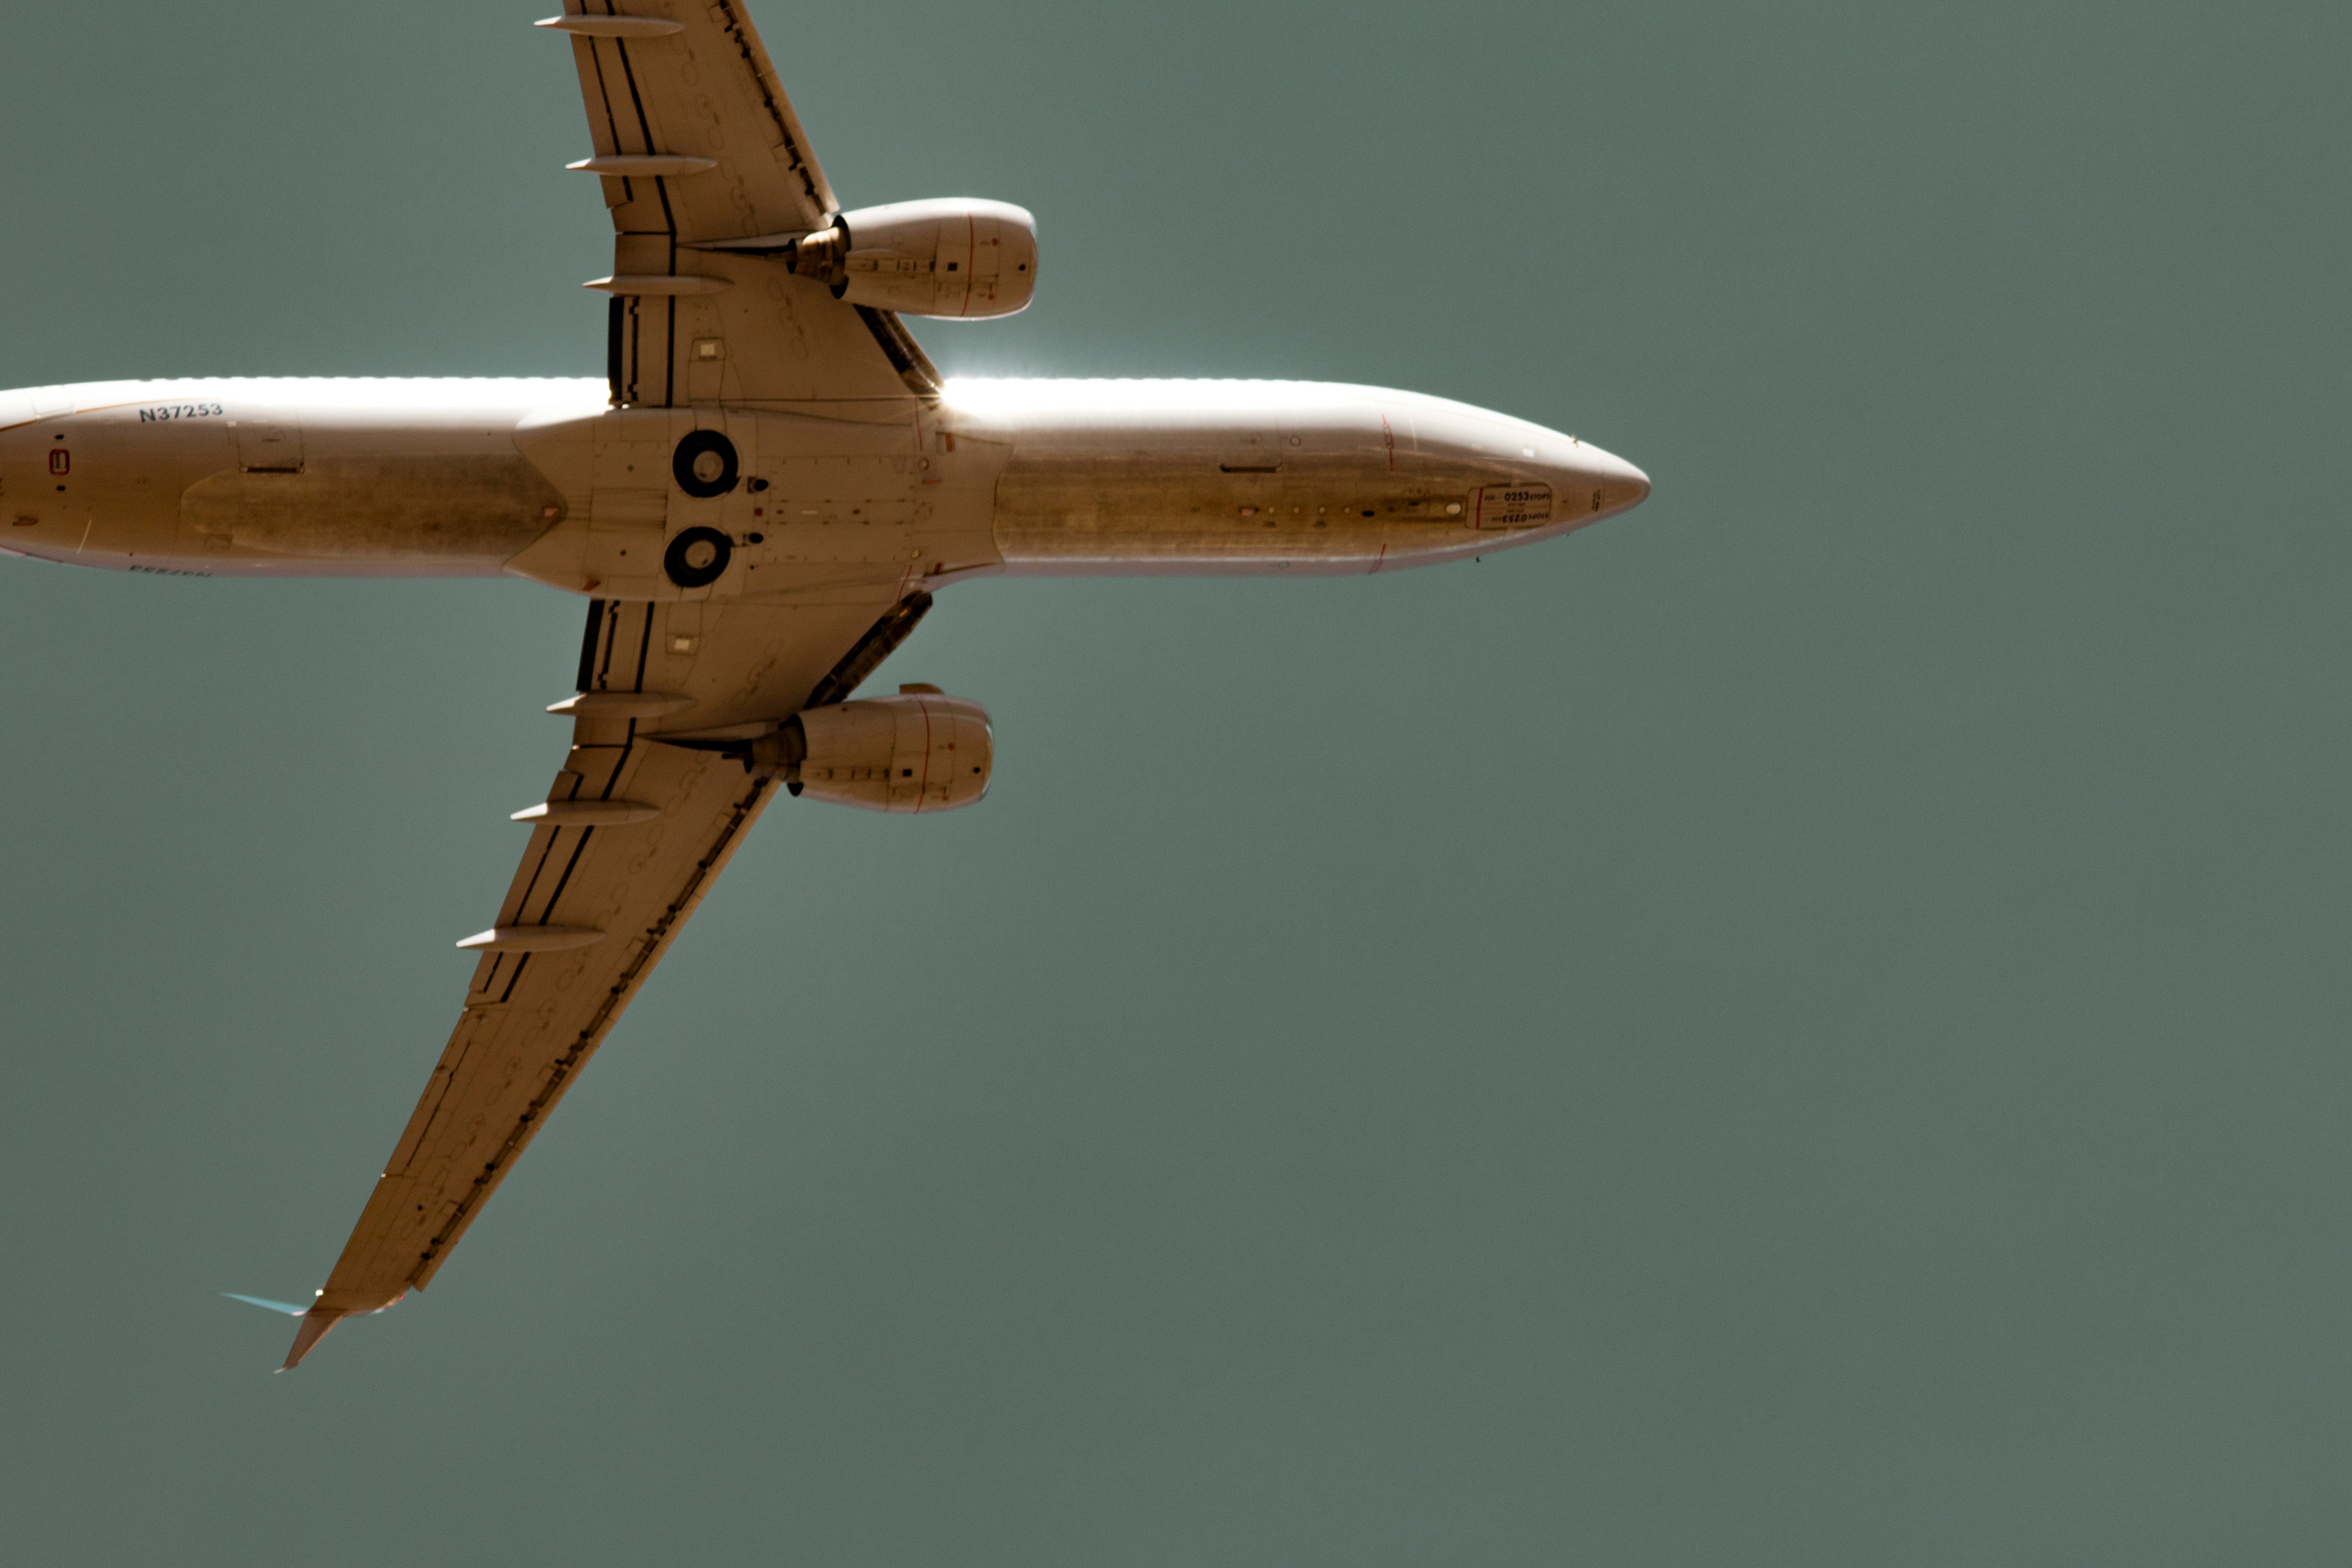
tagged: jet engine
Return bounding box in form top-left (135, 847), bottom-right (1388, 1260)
top-left (786, 199), bottom-right (1037, 319)
top-left (751, 688), bottom-right (993, 813)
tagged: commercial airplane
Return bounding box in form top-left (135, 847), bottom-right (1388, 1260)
top-left (0, 3), bottom-right (1648, 1370)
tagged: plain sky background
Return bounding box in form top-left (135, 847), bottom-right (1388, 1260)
top-left (2, 1), bottom-right (2347, 1563)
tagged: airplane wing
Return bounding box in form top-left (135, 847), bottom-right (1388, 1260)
top-left (276, 1), bottom-right (952, 1368)
top-left (547, 0), bottom-right (941, 403)
top-left (283, 589), bottom-right (925, 1368)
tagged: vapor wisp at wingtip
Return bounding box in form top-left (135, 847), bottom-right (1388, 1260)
top-left (224, 1290), bottom-right (388, 1371)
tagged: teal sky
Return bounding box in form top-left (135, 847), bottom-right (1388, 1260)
top-left (2, 2), bottom-right (2347, 1563)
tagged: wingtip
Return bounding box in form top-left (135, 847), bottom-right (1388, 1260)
top-left (278, 1308), bottom-right (346, 1372)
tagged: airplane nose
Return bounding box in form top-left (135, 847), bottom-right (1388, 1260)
top-left (1572, 444), bottom-right (1650, 518)
top-left (1601, 463), bottom-right (1649, 512)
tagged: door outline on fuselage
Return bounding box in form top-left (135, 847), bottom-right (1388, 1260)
top-left (231, 417), bottom-right (304, 474)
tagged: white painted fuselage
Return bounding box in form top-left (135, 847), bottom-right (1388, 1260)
top-left (0, 378), bottom-right (1647, 594)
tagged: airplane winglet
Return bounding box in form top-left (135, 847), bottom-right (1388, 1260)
top-left (279, 1308), bottom-right (347, 1372)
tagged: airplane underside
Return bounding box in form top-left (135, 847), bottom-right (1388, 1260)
top-left (0, 0), bottom-right (1647, 1372)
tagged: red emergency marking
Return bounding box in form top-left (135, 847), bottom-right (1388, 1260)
top-left (49, 449), bottom-right (70, 477)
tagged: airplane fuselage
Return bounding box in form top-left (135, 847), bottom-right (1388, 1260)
top-left (0, 378), bottom-right (1648, 595)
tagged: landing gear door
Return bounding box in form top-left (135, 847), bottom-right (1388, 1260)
top-left (666, 407), bottom-right (760, 602)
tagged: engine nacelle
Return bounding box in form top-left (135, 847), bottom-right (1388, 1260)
top-left (752, 689), bottom-right (993, 813)
top-left (786, 198), bottom-right (1037, 319)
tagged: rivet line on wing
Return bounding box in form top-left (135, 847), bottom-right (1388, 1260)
top-left (716, 0), bottom-right (822, 213)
